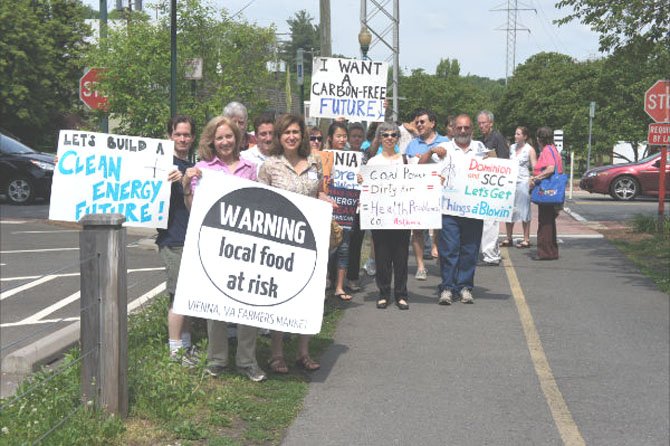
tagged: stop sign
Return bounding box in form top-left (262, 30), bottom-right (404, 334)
top-left (79, 68), bottom-right (108, 111)
top-left (644, 80), bottom-right (670, 123)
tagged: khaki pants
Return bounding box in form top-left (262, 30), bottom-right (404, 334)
top-left (207, 320), bottom-right (259, 368)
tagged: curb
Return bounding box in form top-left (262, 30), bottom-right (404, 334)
top-left (1, 322), bottom-right (79, 375)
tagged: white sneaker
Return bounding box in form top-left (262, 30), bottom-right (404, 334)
top-left (415, 269), bottom-right (427, 281)
top-left (460, 288), bottom-right (474, 304)
top-left (438, 290), bottom-right (452, 305)
top-left (363, 259), bottom-right (376, 276)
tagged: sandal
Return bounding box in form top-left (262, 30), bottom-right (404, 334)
top-left (376, 298), bottom-right (388, 309)
top-left (335, 292), bottom-right (352, 302)
top-left (499, 238), bottom-right (513, 247)
top-left (516, 241), bottom-right (531, 249)
top-left (268, 357), bottom-right (289, 374)
top-left (295, 355), bottom-right (320, 371)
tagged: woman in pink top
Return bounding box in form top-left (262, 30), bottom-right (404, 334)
top-left (182, 116), bottom-right (266, 382)
top-left (529, 127), bottom-right (563, 260)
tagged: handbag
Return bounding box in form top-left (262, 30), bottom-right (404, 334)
top-left (531, 146), bottom-right (567, 205)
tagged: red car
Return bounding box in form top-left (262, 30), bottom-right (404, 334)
top-left (579, 151), bottom-right (670, 200)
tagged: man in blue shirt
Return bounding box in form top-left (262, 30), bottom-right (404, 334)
top-left (404, 109), bottom-right (449, 280)
top-left (157, 115), bottom-right (196, 366)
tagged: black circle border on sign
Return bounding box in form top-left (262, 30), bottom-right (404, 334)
top-left (197, 187), bottom-right (318, 307)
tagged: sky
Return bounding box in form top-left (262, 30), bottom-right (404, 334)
top-left (87, 0), bottom-right (604, 80)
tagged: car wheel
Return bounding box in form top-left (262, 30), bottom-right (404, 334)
top-left (6, 176), bottom-right (35, 204)
top-left (609, 175), bottom-right (639, 201)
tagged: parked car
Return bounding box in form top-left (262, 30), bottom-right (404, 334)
top-left (579, 151), bottom-right (670, 201)
top-left (0, 133), bottom-right (55, 204)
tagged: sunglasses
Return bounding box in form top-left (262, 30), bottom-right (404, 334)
top-left (381, 132), bottom-right (398, 138)
top-left (309, 136), bottom-right (323, 142)
top-left (456, 126), bottom-right (471, 131)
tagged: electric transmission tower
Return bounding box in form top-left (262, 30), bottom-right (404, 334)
top-left (360, 0), bottom-right (399, 122)
top-left (492, 0), bottom-right (536, 84)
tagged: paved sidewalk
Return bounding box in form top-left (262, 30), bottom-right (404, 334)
top-left (281, 210), bottom-right (669, 445)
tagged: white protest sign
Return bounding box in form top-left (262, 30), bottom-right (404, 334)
top-left (325, 150), bottom-right (362, 229)
top-left (440, 153), bottom-right (518, 222)
top-left (173, 171), bottom-right (332, 335)
top-left (359, 164), bottom-right (442, 230)
top-left (310, 57), bottom-right (387, 121)
top-left (49, 130), bottom-right (174, 228)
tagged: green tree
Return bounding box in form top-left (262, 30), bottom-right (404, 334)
top-left (435, 58), bottom-right (460, 78)
top-left (86, 0), bottom-right (276, 138)
top-left (0, 0), bottom-right (90, 149)
top-left (282, 9), bottom-right (320, 75)
top-left (555, 0), bottom-right (670, 51)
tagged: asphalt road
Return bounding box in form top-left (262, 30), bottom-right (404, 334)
top-left (566, 190), bottom-right (668, 222)
top-left (0, 200), bottom-right (165, 387)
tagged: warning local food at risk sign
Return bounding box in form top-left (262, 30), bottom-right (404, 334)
top-left (173, 171), bottom-right (332, 334)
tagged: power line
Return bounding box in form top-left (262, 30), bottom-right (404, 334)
top-left (492, 0), bottom-right (536, 84)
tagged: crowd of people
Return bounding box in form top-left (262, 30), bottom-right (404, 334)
top-left (158, 102), bottom-right (564, 381)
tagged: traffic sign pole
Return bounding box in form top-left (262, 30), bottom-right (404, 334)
top-left (644, 80), bottom-right (670, 236)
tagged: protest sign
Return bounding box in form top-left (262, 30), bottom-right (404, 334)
top-left (325, 150), bottom-right (362, 228)
top-left (173, 171), bottom-right (332, 335)
top-left (310, 57), bottom-right (388, 121)
top-left (440, 153), bottom-right (518, 222)
top-left (359, 164), bottom-right (442, 230)
top-left (49, 130), bottom-right (174, 228)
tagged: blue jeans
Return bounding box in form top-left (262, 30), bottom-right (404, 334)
top-left (438, 215), bottom-right (483, 293)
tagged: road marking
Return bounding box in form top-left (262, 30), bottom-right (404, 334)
top-left (0, 268), bottom-right (163, 297)
top-left (11, 230), bottom-right (79, 234)
top-left (502, 249), bottom-right (586, 446)
top-left (0, 220), bottom-right (27, 225)
top-left (0, 247), bottom-right (79, 254)
top-left (0, 282), bottom-right (166, 327)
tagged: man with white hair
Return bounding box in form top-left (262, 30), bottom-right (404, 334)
top-left (223, 101), bottom-right (257, 150)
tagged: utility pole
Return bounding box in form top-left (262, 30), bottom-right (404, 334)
top-left (100, 0), bottom-right (109, 133)
top-left (492, 0), bottom-right (535, 84)
top-left (360, 0), bottom-right (400, 122)
top-left (170, 0), bottom-right (177, 117)
top-left (320, 0), bottom-right (332, 57)
top-left (586, 101), bottom-right (595, 171)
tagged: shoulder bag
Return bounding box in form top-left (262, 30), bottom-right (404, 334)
top-left (531, 146), bottom-right (567, 205)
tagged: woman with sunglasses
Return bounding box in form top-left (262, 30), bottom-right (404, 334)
top-left (363, 122), bottom-right (411, 310)
top-left (308, 127), bottom-right (324, 152)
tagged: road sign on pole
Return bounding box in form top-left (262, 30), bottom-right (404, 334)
top-left (79, 68), bottom-right (108, 111)
top-left (644, 80), bottom-right (670, 123)
top-left (648, 123), bottom-right (670, 146)
top-left (554, 129), bottom-right (564, 152)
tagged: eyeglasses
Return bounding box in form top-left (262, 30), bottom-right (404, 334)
top-left (456, 126), bottom-right (471, 131)
top-left (381, 132), bottom-right (398, 138)
top-left (309, 136), bottom-right (323, 142)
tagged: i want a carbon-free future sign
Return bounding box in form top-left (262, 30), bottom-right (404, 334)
top-left (172, 171), bottom-right (332, 335)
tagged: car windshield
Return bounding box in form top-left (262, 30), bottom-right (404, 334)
top-left (637, 152), bottom-right (667, 163)
top-left (0, 134), bottom-right (36, 155)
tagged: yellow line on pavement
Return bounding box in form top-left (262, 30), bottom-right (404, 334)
top-left (502, 248), bottom-right (586, 446)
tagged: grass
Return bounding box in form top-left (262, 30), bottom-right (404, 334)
top-left (0, 294), bottom-right (344, 445)
top-left (605, 214), bottom-right (670, 295)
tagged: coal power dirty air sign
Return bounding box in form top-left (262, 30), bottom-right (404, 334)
top-left (173, 170), bottom-right (331, 334)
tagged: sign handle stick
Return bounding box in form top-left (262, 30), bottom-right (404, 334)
top-left (569, 150), bottom-right (574, 200)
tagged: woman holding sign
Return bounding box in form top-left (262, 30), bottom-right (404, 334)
top-left (182, 116), bottom-right (266, 382)
top-left (325, 121), bottom-right (355, 302)
top-left (258, 114), bottom-right (327, 373)
top-left (363, 122), bottom-right (411, 310)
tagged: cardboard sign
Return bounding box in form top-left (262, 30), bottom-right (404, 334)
top-left (324, 150), bottom-right (362, 229)
top-left (359, 164), bottom-right (442, 229)
top-left (439, 153), bottom-right (518, 222)
top-left (173, 171), bottom-right (332, 335)
top-left (49, 130), bottom-right (174, 228)
top-left (310, 57), bottom-right (387, 121)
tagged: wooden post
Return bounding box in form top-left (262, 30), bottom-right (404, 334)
top-left (79, 213), bottom-right (128, 417)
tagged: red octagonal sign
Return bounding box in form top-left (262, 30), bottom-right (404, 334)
top-left (644, 80), bottom-right (670, 123)
top-left (79, 67), bottom-right (108, 111)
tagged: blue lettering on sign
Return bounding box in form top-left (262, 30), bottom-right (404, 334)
top-left (58, 151), bottom-right (122, 181)
top-left (319, 98), bottom-right (385, 119)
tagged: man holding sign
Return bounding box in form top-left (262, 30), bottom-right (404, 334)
top-left (433, 115), bottom-right (490, 305)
